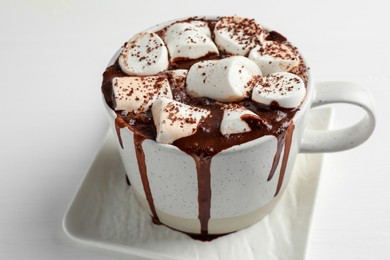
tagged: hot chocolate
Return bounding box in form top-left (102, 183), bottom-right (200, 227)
top-left (102, 16), bottom-right (309, 237)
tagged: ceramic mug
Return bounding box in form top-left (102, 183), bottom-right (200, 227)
top-left (103, 17), bottom-right (376, 235)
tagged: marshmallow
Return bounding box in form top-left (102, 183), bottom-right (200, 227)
top-left (152, 97), bottom-right (210, 144)
top-left (119, 31), bottom-right (169, 76)
top-left (186, 56), bottom-right (262, 102)
top-left (214, 16), bottom-right (263, 55)
top-left (164, 22), bottom-right (218, 62)
top-left (220, 104), bottom-right (260, 135)
top-left (113, 75), bottom-right (172, 113)
top-left (186, 20), bottom-right (212, 37)
top-left (249, 42), bottom-right (299, 75)
top-left (252, 72), bottom-right (305, 108)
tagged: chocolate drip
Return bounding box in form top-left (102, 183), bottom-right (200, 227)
top-left (114, 114), bottom-right (159, 223)
top-left (134, 132), bottom-right (160, 224)
top-left (133, 133), bottom-right (161, 224)
top-left (115, 116), bottom-right (127, 148)
top-left (267, 136), bottom-right (285, 181)
top-left (125, 174), bottom-right (131, 186)
top-left (274, 122), bottom-right (295, 197)
top-left (193, 155), bottom-right (212, 235)
top-left (266, 121), bottom-right (295, 196)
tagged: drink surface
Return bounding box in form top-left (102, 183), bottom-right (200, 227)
top-left (102, 16), bottom-right (308, 153)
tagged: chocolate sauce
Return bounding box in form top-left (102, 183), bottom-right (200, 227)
top-left (193, 155), bottom-right (212, 235)
top-left (169, 53), bottom-right (230, 70)
top-left (265, 30), bottom-right (287, 43)
top-left (115, 116), bottom-right (126, 148)
top-left (267, 137), bottom-right (285, 181)
top-left (125, 174), bottom-right (131, 186)
top-left (115, 114), bottom-right (160, 224)
top-left (133, 133), bottom-right (161, 224)
top-left (102, 17), bottom-right (308, 238)
top-left (274, 122), bottom-right (295, 197)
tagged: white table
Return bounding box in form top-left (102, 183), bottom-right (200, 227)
top-left (1, 1), bottom-right (389, 259)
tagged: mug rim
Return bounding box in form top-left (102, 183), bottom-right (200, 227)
top-left (102, 15), bottom-right (313, 154)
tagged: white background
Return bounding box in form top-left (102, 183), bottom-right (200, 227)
top-left (1, 0), bottom-right (389, 259)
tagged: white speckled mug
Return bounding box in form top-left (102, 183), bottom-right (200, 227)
top-left (103, 17), bottom-right (376, 235)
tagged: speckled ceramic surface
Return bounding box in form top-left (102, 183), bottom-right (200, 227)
top-left (63, 107), bottom-right (332, 260)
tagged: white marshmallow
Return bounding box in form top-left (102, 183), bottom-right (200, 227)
top-left (214, 16), bottom-right (263, 55)
top-left (152, 97), bottom-right (210, 144)
top-left (113, 75), bottom-right (172, 113)
top-left (164, 22), bottom-right (218, 62)
top-left (249, 42), bottom-right (299, 75)
top-left (220, 104), bottom-right (260, 135)
top-left (252, 72), bottom-right (306, 108)
top-left (186, 20), bottom-right (212, 37)
top-left (186, 56), bottom-right (262, 102)
top-left (119, 31), bottom-right (169, 76)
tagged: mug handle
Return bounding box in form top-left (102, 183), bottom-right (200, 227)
top-left (300, 81), bottom-right (376, 153)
